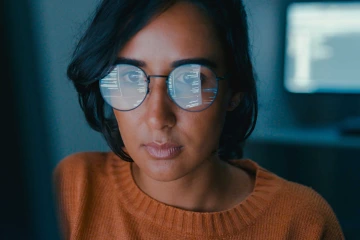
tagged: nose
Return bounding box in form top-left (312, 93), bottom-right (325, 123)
top-left (145, 77), bottom-right (176, 130)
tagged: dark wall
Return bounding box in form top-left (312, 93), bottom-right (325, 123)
top-left (1, 4), bottom-right (33, 240)
top-left (2, 0), bottom-right (60, 239)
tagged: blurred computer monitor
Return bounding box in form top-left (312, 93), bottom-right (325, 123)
top-left (283, 1), bottom-right (360, 94)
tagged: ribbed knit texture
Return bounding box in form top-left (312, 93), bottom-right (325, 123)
top-left (53, 151), bottom-right (345, 240)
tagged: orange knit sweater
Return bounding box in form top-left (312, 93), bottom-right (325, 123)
top-left (53, 152), bottom-right (344, 240)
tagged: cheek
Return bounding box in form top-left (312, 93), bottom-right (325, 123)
top-left (178, 104), bottom-right (227, 153)
top-left (196, 92), bottom-right (229, 147)
top-left (113, 111), bottom-right (140, 148)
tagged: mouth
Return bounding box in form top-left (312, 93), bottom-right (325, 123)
top-left (143, 142), bottom-right (183, 160)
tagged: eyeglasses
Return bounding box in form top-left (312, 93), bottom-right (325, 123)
top-left (99, 63), bottom-right (226, 112)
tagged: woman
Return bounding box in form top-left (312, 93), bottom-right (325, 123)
top-left (53, 0), bottom-right (345, 239)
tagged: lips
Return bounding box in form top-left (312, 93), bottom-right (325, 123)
top-left (143, 142), bottom-right (183, 159)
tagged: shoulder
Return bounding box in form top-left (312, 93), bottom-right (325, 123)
top-left (237, 159), bottom-right (344, 239)
top-left (52, 151), bottom-right (117, 238)
top-left (281, 180), bottom-right (335, 217)
top-left (53, 151), bottom-right (109, 180)
top-left (236, 159), bottom-right (342, 223)
top-left (274, 180), bottom-right (345, 239)
top-left (52, 151), bottom-right (115, 197)
top-left (235, 159), bottom-right (336, 214)
top-left (239, 159), bottom-right (337, 219)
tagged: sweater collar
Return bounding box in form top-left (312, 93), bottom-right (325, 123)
top-left (109, 153), bottom-right (283, 237)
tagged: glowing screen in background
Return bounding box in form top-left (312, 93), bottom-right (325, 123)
top-left (284, 2), bottom-right (360, 93)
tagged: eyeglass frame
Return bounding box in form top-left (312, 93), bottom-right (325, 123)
top-left (99, 62), bottom-right (229, 112)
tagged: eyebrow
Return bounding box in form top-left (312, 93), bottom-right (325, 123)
top-left (115, 57), bottom-right (218, 69)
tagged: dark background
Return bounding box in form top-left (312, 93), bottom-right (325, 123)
top-left (1, 0), bottom-right (359, 239)
top-left (2, 0), bottom-right (60, 239)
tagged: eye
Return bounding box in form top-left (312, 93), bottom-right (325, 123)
top-left (175, 71), bottom-right (207, 86)
top-left (120, 70), bottom-right (145, 84)
top-left (176, 72), bottom-right (195, 84)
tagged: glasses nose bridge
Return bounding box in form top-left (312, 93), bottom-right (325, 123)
top-left (147, 74), bottom-right (169, 82)
top-left (146, 74), bottom-right (170, 92)
top-left (145, 74), bottom-right (171, 100)
top-left (145, 74), bottom-right (175, 112)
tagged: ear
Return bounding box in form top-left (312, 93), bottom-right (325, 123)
top-left (227, 92), bottom-right (243, 111)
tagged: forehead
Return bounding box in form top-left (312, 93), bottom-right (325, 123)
top-left (118, 2), bottom-right (225, 70)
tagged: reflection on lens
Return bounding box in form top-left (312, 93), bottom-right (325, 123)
top-left (99, 64), bottom-right (148, 111)
top-left (99, 63), bottom-right (219, 112)
top-left (168, 64), bottom-right (218, 111)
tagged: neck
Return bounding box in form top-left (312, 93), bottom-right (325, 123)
top-left (131, 157), bottom-right (252, 212)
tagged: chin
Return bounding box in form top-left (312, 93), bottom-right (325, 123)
top-left (142, 158), bottom-right (190, 182)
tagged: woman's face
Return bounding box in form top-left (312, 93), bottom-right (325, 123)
top-left (114, 2), bottom-right (237, 181)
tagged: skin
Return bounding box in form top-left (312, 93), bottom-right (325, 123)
top-left (114, 1), bottom-right (254, 212)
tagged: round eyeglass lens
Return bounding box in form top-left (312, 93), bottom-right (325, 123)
top-left (99, 64), bottom-right (148, 111)
top-left (168, 64), bottom-right (218, 111)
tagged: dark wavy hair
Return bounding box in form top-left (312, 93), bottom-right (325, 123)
top-left (67, 0), bottom-right (258, 162)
